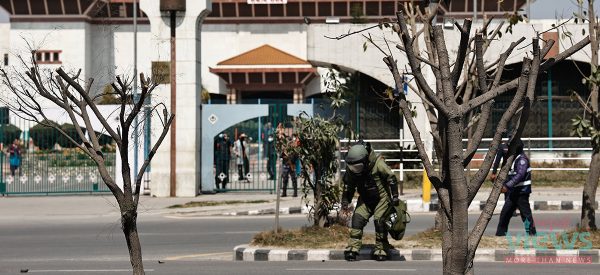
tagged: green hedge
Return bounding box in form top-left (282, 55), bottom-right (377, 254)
top-left (1, 124), bottom-right (22, 145)
top-left (29, 120), bottom-right (60, 150)
top-left (57, 123), bottom-right (86, 148)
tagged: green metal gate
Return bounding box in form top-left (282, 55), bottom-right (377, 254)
top-left (0, 112), bottom-right (114, 195)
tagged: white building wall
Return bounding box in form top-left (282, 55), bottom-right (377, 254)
top-left (9, 22), bottom-right (89, 78)
top-left (201, 24), bottom-right (308, 96)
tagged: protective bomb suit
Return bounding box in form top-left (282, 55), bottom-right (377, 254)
top-left (342, 143), bottom-right (400, 261)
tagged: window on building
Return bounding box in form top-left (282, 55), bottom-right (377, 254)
top-left (334, 2), bottom-right (347, 16)
top-left (302, 2), bottom-right (316, 16)
top-left (318, 2), bottom-right (332, 17)
top-left (286, 3), bottom-right (300, 16)
top-left (238, 4), bottom-right (252, 17)
top-left (3, 53), bottom-right (7, 66)
top-left (34, 50), bottom-right (62, 64)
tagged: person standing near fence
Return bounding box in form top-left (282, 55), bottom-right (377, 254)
top-left (234, 133), bottom-right (250, 182)
top-left (280, 136), bottom-right (298, 197)
top-left (265, 134), bottom-right (276, 180)
top-left (8, 139), bottom-right (22, 176)
top-left (214, 133), bottom-right (232, 189)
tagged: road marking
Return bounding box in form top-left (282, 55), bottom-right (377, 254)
top-left (27, 269), bottom-right (155, 273)
top-left (286, 268), bottom-right (416, 271)
top-left (164, 252), bottom-right (231, 261)
top-left (163, 215), bottom-right (301, 220)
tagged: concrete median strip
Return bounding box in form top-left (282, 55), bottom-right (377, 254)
top-left (233, 245), bottom-right (600, 263)
top-left (218, 200), bottom-right (593, 216)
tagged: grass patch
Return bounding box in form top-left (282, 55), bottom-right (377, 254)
top-left (251, 226), bottom-right (600, 250)
top-left (252, 225), bottom-right (364, 249)
top-left (167, 200), bottom-right (270, 209)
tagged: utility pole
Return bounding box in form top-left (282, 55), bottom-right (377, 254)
top-left (169, 10), bottom-right (177, 197)
top-left (133, 0), bottom-right (139, 184)
top-left (160, 0), bottom-right (186, 197)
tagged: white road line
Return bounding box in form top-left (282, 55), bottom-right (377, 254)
top-left (286, 268), bottom-right (417, 271)
top-left (28, 269), bottom-right (155, 273)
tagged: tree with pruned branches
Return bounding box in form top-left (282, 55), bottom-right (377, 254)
top-left (0, 53), bottom-right (174, 275)
top-left (331, 3), bottom-right (590, 274)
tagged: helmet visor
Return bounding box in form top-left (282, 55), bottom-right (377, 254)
top-left (347, 162), bottom-right (365, 174)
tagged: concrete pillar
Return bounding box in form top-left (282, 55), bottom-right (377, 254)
top-left (293, 88), bottom-right (304, 103)
top-left (227, 88), bottom-right (237, 104)
top-left (141, 0), bottom-right (211, 197)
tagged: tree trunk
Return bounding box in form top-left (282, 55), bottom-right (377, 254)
top-left (581, 151), bottom-right (600, 230)
top-left (440, 209), bottom-right (452, 274)
top-left (122, 208), bottom-right (144, 275)
top-left (447, 119), bottom-right (469, 275)
top-left (313, 167), bottom-right (327, 227)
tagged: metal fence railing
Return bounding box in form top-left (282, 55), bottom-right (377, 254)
top-left (339, 137), bottom-right (594, 184)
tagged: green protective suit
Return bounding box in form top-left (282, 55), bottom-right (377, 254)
top-left (342, 150), bottom-right (399, 257)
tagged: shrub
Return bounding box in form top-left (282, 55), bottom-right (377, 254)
top-left (29, 120), bottom-right (60, 150)
top-left (57, 123), bottom-right (86, 148)
top-left (0, 124), bottom-right (22, 145)
top-left (97, 132), bottom-right (114, 146)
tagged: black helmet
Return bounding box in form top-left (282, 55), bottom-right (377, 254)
top-left (346, 144), bottom-right (369, 175)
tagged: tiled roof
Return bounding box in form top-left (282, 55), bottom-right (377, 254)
top-left (217, 45), bottom-right (309, 66)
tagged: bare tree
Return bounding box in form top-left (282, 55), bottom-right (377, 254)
top-left (0, 54), bottom-right (174, 275)
top-left (569, 0), bottom-right (600, 231)
top-left (332, 5), bottom-right (589, 273)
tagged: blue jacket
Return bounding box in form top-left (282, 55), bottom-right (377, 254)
top-left (504, 152), bottom-right (532, 194)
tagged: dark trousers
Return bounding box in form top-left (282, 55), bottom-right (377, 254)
top-left (237, 157), bottom-right (249, 180)
top-left (267, 156), bottom-right (276, 179)
top-left (10, 165), bottom-right (19, 176)
top-left (215, 159), bottom-right (230, 189)
top-left (496, 191), bottom-right (537, 236)
top-left (281, 163), bottom-right (297, 197)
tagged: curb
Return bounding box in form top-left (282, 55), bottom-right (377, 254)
top-left (223, 206), bottom-right (309, 216)
top-left (219, 200), bottom-right (595, 216)
top-left (233, 245), bottom-right (600, 263)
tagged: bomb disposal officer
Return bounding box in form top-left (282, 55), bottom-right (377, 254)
top-left (341, 143), bottom-right (399, 261)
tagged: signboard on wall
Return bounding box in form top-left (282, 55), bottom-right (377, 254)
top-left (151, 61), bottom-right (170, 85)
top-left (247, 0), bottom-right (287, 4)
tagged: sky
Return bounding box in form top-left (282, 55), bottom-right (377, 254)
top-left (521, 0), bottom-right (596, 19)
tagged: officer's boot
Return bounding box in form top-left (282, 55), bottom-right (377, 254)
top-left (344, 228), bottom-right (363, 261)
top-left (373, 220), bottom-right (389, 261)
top-left (344, 250), bottom-right (358, 261)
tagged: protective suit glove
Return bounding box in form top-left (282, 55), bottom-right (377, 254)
top-left (392, 197), bottom-right (400, 206)
top-left (341, 201), bottom-right (349, 211)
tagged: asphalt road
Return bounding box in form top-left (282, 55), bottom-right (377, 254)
top-left (0, 211), bottom-right (598, 274)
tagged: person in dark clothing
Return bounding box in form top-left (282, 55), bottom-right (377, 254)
top-left (265, 134), bottom-right (276, 180)
top-left (495, 138), bottom-right (537, 236)
top-left (280, 136), bottom-right (298, 197)
top-left (214, 133), bottom-right (232, 189)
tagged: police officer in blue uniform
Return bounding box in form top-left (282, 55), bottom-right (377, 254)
top-left (495, 138), bottom-right (537, 236)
